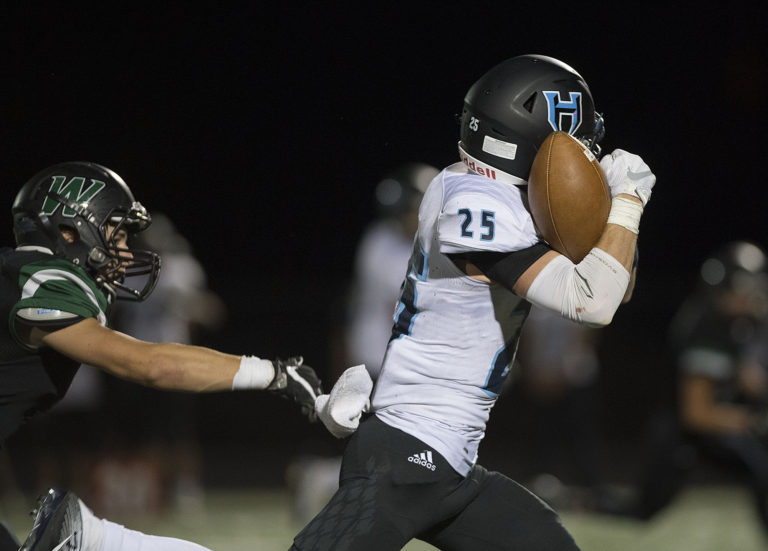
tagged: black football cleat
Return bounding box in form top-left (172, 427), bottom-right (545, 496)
top-left (18, 488), bottom-right (82, 551)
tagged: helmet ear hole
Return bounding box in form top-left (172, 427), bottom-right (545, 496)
top-left (59, 225), bottom-right (79, 244)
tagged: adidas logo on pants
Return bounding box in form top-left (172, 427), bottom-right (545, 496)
top-left (407, 451), bottom-right (436, 471)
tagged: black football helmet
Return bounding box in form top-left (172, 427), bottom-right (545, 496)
top-left (699, 241), bottom-right (768, 293)
top-left (12, 162), bottom-right (161, 302)
top-left (458, 54), bottom-right (605, 184)
top-left (670, 241), bottom-right (768, 347)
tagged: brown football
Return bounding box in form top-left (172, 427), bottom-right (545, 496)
top-left (528, 131), bottom-right (610, 263)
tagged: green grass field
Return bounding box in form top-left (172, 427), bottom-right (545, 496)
top-left (2, 484), bottom-right (765, 550)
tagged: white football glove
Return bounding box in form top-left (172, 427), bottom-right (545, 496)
top-left (315, 365), bottom-right (373, 438)
top-left (600, 149), bottom-right (656, 206)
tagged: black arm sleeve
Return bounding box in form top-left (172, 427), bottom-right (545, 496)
top-left (448, 242), bottom-right (551, 292)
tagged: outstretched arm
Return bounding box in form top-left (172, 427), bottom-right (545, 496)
top-left (41, 318), bottom-right (240, 390)
top-left (35, 317), bottom-right (323, 419)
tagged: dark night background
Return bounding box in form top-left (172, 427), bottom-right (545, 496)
top-left (2, 3), bottom-right (768, 491)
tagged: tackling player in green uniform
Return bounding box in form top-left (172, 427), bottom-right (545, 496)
top-left (2, 162), bottom-right (324, 551)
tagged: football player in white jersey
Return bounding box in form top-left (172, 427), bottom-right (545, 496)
top-left (299, 54), bottom-right (656, 550)
top-left (2, 162), bottom-right (323, 551)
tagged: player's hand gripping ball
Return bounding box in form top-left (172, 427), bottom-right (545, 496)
top-left (599, 148), bottom-right (656, 206)
top-left (528, 131), bottom-right (611, 263)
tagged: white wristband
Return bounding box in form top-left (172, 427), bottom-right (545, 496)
top-left (607, 196), bottom-right (644, 234)
top-left (232, 356), bottom-right (275, 390)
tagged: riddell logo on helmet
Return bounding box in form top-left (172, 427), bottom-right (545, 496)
top-left (460, 157), bottom-right (497, 180)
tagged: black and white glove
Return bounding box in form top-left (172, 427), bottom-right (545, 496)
top-left (267, 356), bottom-right (323, 422)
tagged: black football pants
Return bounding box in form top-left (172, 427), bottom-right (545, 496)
top-left (290, 415), bottom-right (580, 551)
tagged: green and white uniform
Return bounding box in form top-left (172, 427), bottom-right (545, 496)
top-left (0, 246), bottom-right (108, 446)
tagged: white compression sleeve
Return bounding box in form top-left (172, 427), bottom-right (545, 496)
top-left (99, 518), bottom-right (213, 551)
top-left (77, 498), bottom-right (212, 551)
top-left (525, 248), bottom-right (630, 327)
top-left (231, 356), bottom-right (275, 390)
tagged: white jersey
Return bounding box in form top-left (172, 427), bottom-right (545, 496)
top-left (372, 162), bottom-right (541, 476)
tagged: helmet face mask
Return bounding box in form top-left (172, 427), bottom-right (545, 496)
top-left (12, 162), bottom-right (161, 302)
top-left (87, 205), bottom-right (161, 302)
top-left (579, 111), bottom-right (605, 158)
top-left (458, 54), bottom-right (605, 184)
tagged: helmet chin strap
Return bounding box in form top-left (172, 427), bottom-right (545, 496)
top-left (94, 275), bottom-right (117, 304)
top-left (87, 246), bottom-right (131, 303)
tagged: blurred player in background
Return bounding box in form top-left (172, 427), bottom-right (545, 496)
top-left (300, 54), bottom-right (656, 550)
top-left (631, 241), bottom-right (768, 536)
top-left (289, 162), bottom-right (438, 521)
top-left (109, 212), bottom-right (226, 513)
top-left (345, 162), bottom-right (439, 379)
top-left (0, 162), bottom-right (323, 550)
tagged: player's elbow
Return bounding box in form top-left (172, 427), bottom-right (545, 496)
top-left (149, 361), bottom-right (188, 389)
top-left (141, 362), bottom-right (185, 388)
top-left (525, 250), bottom-right (629, 328)
top-left (574, 289), bottom-right (624, 327)
top-left (576, 305), bottom-right (616, 328)
top-left (124, 343), bottom-right (187, 389)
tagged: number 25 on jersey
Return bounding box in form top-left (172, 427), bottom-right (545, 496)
top-left (458, 208), bottom-right (495, 242)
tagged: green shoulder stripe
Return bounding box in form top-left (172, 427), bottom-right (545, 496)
top-left (13, 258), bottom-right (109, 326)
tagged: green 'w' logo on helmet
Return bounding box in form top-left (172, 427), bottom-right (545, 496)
top-left (42, 176), bottom-right (107, 217)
